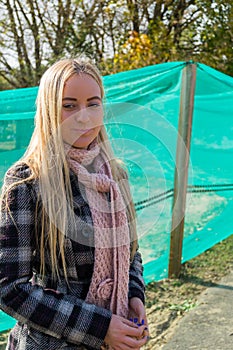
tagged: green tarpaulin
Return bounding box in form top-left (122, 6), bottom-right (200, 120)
top-left (1, 61), bottom-right (233, 331)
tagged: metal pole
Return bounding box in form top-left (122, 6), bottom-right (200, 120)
top-left (168, 62), bottom-right (196, 278)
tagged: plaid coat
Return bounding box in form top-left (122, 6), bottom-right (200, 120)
top-left (0, 164), bottom-right (145, 350)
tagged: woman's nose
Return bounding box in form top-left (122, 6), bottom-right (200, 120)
top-left (75, 107), bottom-right (89, 122)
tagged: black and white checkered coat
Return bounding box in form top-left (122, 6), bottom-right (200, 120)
top-left (0, 164), bottom-right (145, 349)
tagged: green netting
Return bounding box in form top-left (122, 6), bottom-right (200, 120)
top-left (1, 61), bottom-right (233, 331)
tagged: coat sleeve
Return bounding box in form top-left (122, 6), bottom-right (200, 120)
top-left (0, 168), bottom-right (111, 349)
top-left (128, 249), bottom-right (145, 304)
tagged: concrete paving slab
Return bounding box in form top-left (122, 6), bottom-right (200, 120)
top-left (161, 270), bottom-right (233, 350)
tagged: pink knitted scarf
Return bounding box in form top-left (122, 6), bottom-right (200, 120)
top-left (65, 141), bottom-right (130, 318)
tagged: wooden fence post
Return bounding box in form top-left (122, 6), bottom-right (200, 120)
top-left (168, 62), bottom-right (196, 278)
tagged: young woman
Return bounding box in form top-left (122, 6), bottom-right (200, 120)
top-left (0, 57), bottom-right (149, 349)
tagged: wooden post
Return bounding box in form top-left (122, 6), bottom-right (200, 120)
top-left (168, 62), bottom-right (196, 278)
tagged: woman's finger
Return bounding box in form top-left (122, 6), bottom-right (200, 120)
top-left (122, 334), bottom-right (149, 349)
top-left (122, 317), bottom-right (139, 328)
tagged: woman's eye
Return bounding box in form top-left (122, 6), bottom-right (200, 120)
top-left (63, 103), bottom-right (76, 109)
top-left (88, 103), bottom-right (101, 108)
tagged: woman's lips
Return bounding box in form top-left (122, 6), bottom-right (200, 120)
top-left (72, 128), bottom-right (92, 134)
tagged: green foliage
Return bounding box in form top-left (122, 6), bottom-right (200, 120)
top-left (0, 76), bottom-right (11, 91)
top-left (113, 31), bottom-right (154, 72)
top-left (169, 299), bottom-right (197, 314)
top-left (194, 0), bottom-right (233, 76)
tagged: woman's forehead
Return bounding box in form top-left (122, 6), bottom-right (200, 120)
top-left (63, 73), bottom-right (102, 98)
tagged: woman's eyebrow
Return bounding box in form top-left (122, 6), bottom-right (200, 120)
top-left (87, 96), bottom-right (102, 101)
top-left (62, 96), bottom-right (101, 101)
top-left (62, 97), bottom-right (77, 101)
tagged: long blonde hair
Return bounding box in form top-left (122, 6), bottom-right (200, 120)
top-left (2, 57), bottom-right (137, 281)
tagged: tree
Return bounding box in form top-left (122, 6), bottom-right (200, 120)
top-left (0, 0), bottom-right (102, 88)
top-left (194, 0), bottom-right (233, 76)
top-left (113, 31), bottom-right (154, 72)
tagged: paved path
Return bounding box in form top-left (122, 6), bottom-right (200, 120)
top-left (161, 270), bottom-right (233, 350)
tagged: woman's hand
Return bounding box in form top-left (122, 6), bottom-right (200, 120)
top-left (128, 297), bottom-right (149, 339)
top-left (104, 314), bottom-right (148, 350)
top-left (128, 297), bottom-right (148, 325)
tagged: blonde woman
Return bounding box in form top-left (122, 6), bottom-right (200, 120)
top-left (0, 58), bottom-right (149, 349)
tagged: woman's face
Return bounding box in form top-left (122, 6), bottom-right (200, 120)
top-left (61, 73), bottom-right (103, 149)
